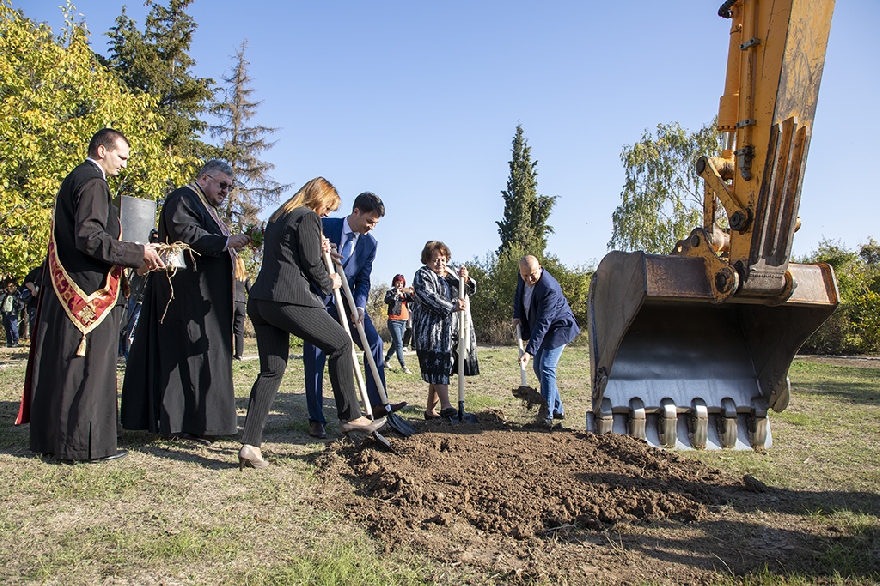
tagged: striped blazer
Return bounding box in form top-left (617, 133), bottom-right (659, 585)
top-left (249, 206), bottom-right (333, 308)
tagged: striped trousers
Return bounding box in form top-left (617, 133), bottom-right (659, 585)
top-left (241, 298), bottom-right (360, 446)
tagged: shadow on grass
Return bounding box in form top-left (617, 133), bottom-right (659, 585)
top-left (596, 517), bottom-right (879, 582)
top-left (569, 469), bottom-right (880, 580)
top-left (807, 379), bottom-right (880, 407)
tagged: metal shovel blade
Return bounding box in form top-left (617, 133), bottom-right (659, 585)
top-left (382, 411), bottom-right (418, 437)
top-left (457, 401), bottom-right (478, 424)
top-left (513, 324), bottom-right (544, 409)
top-left (512, 384), bottom-right (545, 409)
top-left (371, 430), bottom-right (394, 451)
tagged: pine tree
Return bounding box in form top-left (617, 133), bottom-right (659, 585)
top-left (105, 0), bottom-right (214, 161)
top-left (209, 40), bottom-right (289, 230)
top-left (496, 124), bottom-right (556, 257)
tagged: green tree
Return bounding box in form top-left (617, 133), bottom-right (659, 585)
top-left (800, 238), bottom-right (880, 354)
top-left (105, 0), bottom-right (214, 161)
top-left (468, 246), bottom-right (593, 345)
top-left (468, 247), bottom-right (523, 344)
top-left (209, 40), bottom-right (289, 231)
top-left (609, 121), bottom-right (720, 254)
top-left (0, 1), bottom-right (190, 279)
top-left (496, 124), bottom-right (556, 258)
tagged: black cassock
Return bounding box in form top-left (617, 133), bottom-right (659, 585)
top-left (28, 161), bottom-right (144, 460)
top-left (121, 184), bottom-right (237, 436)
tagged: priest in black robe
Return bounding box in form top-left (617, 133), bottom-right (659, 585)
top-left (19, 128), bottom-right (163, 462)
top-left (121, 160), bottom-right (250, 439)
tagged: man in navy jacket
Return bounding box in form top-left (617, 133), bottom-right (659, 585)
top-left (513, 255), bottom-right (580, 426)
top-left (303, 192), bottom-right (403, 438)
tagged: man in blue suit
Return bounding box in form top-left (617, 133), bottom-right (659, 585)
top-left (303, 192), bottom-right (404, 438)
top-left (513, 255), bottom-right (580, 427)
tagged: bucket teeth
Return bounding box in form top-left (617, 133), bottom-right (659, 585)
top-left (588, 395), bottom-right (773, 450)
top-left (749, 397), bottom-right (769, 449)
top-left (628, 398), bottom-right (646, 440)
top-left (717, 397), bottom-right (738, 448)
top-left (689, 398), bottom-right (709, 449)
top-left (658, 399), bottom-right (678, 448)
top-left (598, 398), bottom-right (613, 434)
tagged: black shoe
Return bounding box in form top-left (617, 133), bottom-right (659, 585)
top-left (97, 449), bottom-right (128, 462)
top-left (233, 355), bottom-right (242, 361)
top-left (424, 410), bottom-right (440, 420)
top-left (173, 432), bottom-right (212, 446)
top-left (553, 412), bottom-right (565, 420)
top-left (309, 421), bottom-right (327, 439)
top-left (372, 402), bottom-right (407, 419)
top-left (439, 407), bottom-right (458, 419)
top-left (64, 449), bottom-right (128, 464)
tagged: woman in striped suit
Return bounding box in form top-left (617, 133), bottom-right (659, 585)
top-left (238, 177), bottom-right (385, 470)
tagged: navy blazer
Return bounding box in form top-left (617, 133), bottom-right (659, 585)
top-left (321, 217), bottom-right (377, 309)
top-left (513, 268), bottom-right (580, 355)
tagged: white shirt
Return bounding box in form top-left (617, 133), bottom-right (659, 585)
top-left (85, 157), bottom-right (106, 181)
top-left (523, 282), bottom-right (535, 313)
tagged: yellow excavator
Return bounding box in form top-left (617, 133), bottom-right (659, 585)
top-left (586, 0), bottom-right (839, 449)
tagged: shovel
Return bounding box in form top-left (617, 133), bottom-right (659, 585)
top-left (323, 252), bottom-right (373, 417)
top-left (334, 256), bottom-right (418, 437)
top-left (452, 273), bottom-right (478, 424)
top-left (512, 323), bottom-right (546, 410)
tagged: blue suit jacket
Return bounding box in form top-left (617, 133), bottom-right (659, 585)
top-left (513, 268), bottom-right (580, 356)
top-left (321, 217), bottom-right (377, 309)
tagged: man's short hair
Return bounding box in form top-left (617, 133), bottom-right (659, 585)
top-left (198, 159), bottom-right (234, 179)
top-left (87, 128), bottom-right (129, 157)
top-left (352, 192), bottom-right (385, 217)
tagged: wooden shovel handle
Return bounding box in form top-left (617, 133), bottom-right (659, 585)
top-left (516, 323), bottom-right (527, 385)
top-left (323, 252), bottom-right (372, 415)
top-left (458, 274), bottom-right (469, 402)
top-left (334, 255), bottom-right (391, 405)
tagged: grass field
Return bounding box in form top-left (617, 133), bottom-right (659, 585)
top-left (0, 341), bottom-right (877, 585)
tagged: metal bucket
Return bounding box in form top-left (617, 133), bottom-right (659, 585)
top-left (586, 251), bottom-right (838, 450)
top-left (117, 195), bottom-right (157, 244)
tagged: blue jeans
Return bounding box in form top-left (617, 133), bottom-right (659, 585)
top-left (385, 319), bottom-right (407, 367)
top-left (303, 304), bottom-right (385, 424)
top-left (533, 344), bottom-right (566, 420)
top-left (3, 312), bottom-right (19, 346)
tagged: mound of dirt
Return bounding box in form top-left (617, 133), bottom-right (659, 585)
top-left (315, 412), bottom-right (749, 542)
top-left (312, 412), bottom-right (846, 583)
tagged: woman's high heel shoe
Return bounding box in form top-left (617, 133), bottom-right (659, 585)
top-left (238, 444), bottom-right (268, 471)
top-left (339, 417), bottom-right (387, 434)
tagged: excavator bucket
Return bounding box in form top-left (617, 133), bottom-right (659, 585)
top-left (585, 0), bottom-right (839, 450)
top-left (586, 251), bottom-right (838, 449)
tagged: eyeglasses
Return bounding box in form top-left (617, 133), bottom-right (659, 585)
top-left (207, 174), bottom-right (234, 190)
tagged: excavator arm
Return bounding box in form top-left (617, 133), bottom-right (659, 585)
top-left (586, 0), bottom-right (839, 450)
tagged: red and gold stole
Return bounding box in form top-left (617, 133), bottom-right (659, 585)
top-left (46, 208), bottom-right (123, 357)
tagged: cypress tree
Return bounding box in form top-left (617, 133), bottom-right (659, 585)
top-left (496, 124), bottom-right (556, 257)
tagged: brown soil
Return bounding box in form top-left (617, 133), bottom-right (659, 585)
top-left (313, 411), bottom-right (847, 585)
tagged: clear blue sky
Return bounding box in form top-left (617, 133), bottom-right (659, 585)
top-left (20, 0), bottom-right (879, 288)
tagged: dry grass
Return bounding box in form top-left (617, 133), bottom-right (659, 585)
top-left (0, 341), bottom-right (877, 585)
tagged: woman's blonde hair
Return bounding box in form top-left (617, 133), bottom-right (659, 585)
top-left (269, 176), bottom-right (340, 222)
